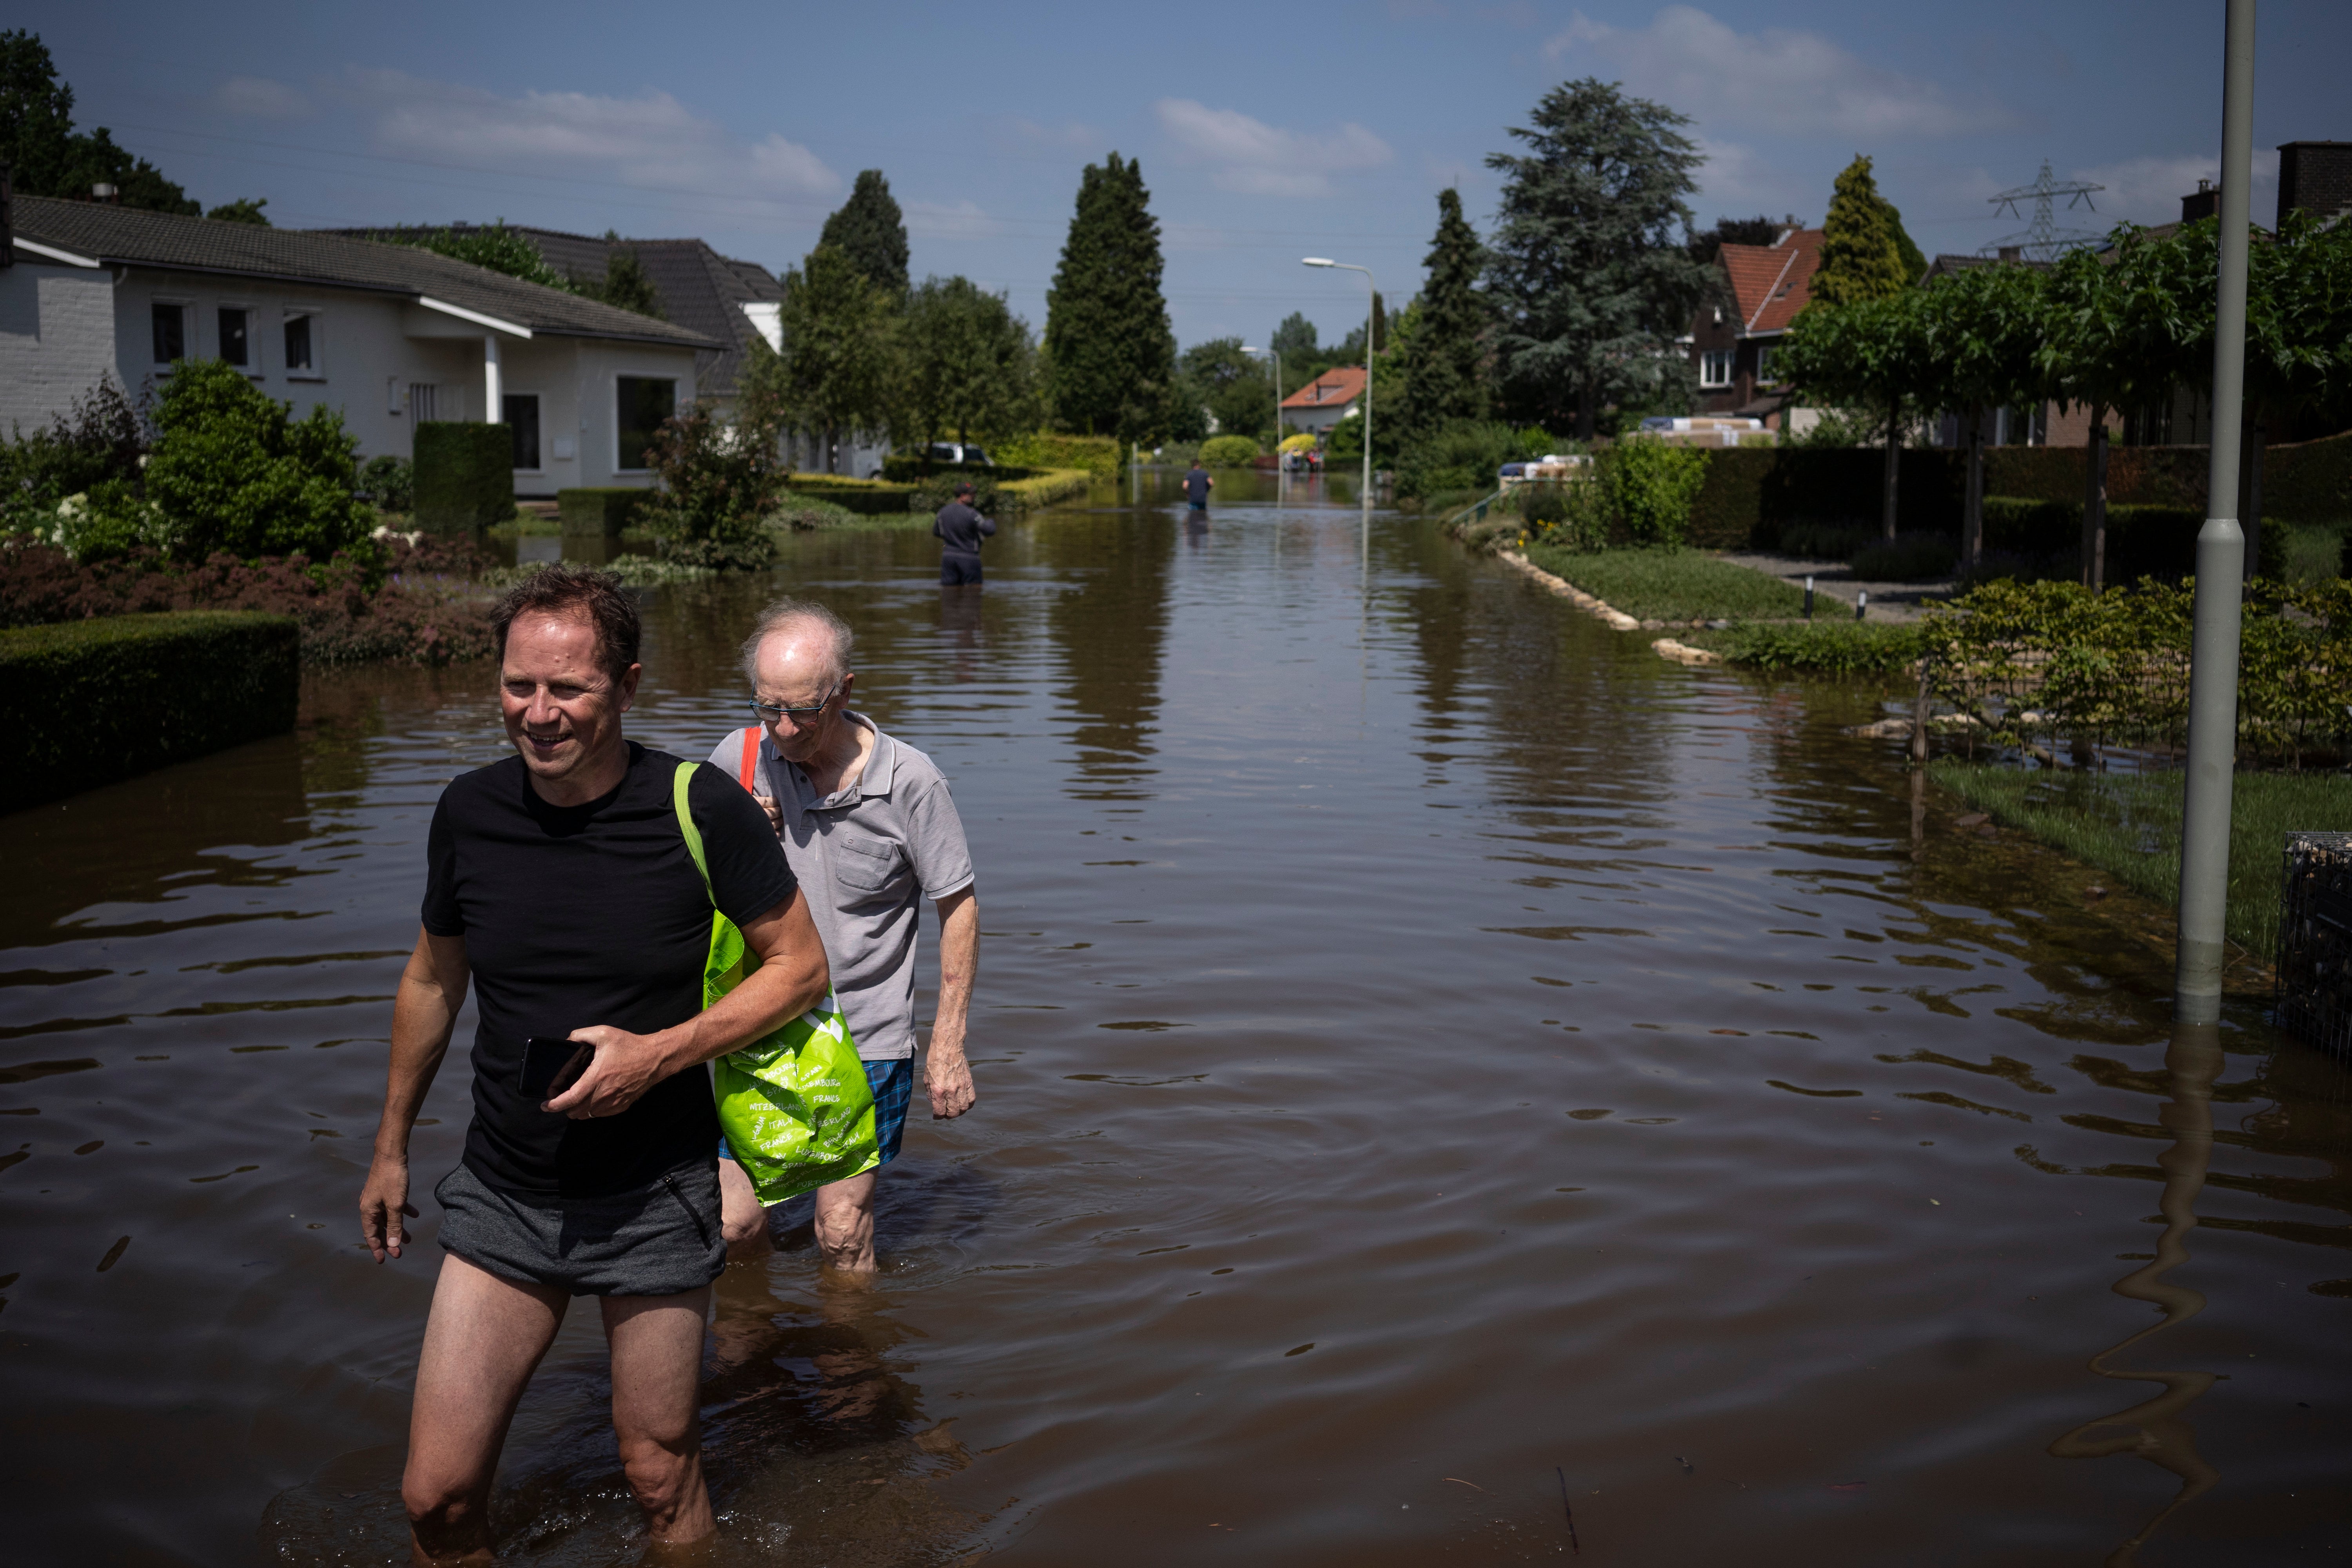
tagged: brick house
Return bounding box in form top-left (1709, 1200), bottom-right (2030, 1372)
top-left (1682, 225), bottom-right (1821, 421)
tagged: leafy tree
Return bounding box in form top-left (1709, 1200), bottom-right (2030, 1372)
top-left (820, 170), bottom-right (909, 295)
top-left (638, 405), bottom-right (782, 570)
top-left (374, 223), bottom-right (574, 291)
top-left (572, 230), bottom-right (664, 318)
top-left (904, 275), bottom-right (1038, 446)
top-left (1043, 152), bottom-right (1177, 444)
top-left (0, 30), bottom-right (199, 213)
top-left (751, 243), bottom-right (900, 472)
top-left (1484, 79), bottom-right (1715, 439)
top-left (1917, 260), bottom-right (2051, 564)
top-left (1176, 337), bottom-right (1274, 445)
top-left (1397, 188), bottom-right (1490, 445)
top-left (1271, 312), bottom-right (1319, 363)
top-left (143, 359), bottom-right (375, 560)
top-left (1777, 288), bottom-right (1936, 539)
top-left (1814, 156), bottom-right (1911, 306)
top-left (1687, 214), bottom-right (1784, 267)
top-left (205, 196), bottom-right (270, 226)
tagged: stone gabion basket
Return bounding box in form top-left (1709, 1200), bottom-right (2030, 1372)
top-left (2276, 832), bottom-right (2352, 1054)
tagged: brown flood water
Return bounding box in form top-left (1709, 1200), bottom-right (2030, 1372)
top-left (2, 470), bottom-right (2348, 1566)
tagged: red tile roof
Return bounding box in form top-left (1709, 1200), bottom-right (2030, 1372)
top-left (1718, 228), bottom-right (1824, 335)
top-left (1282, 365), bottom-right (1366, 409)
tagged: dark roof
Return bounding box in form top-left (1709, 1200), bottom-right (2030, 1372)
top-left (10, 196), bottom-right (719, 350)
top-left (313, 223), bottom-right (783, 396)
top-left (1922, 250), bottom-right (2058, 280)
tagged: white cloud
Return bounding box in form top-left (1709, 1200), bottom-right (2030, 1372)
top-left (2067, 149), bottom-right (2280, 229)
top-left (1688, 137), bottom-right (1815, 221)
top-left (349, 70), bottom-right (839, 203)
top-left (1153, 99), bottom-right (1392, 198)
top-left (214, 75), bottom-right (310, 120)
top-left (1544, 6), bottom-right (2016, 140)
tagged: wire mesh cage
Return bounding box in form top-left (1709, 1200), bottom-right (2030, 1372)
top-left (2276, 831), bottom-right (2352, 1055)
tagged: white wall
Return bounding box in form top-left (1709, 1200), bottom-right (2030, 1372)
top-left (0, 261), bottom-right (119, 437)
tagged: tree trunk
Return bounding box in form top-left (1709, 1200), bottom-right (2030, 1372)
top-left (1882, 402), bottom-right (1901, 541)
top-left (2238, 414), bottom-right (2265, 584)
top-left (2082, 408), bottom-right (2109, 593)
top-left (1964, 406), bottom-right (1985, 568)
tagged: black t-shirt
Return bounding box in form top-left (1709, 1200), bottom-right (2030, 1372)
top-left (1183, 468), bottom-right (1211, 503)
top-left (421, 743), bottom-right (797, 1199)
top-left (933, 500), bottom-right (996, 556)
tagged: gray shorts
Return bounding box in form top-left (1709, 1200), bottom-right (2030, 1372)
top-left (434, 1160), bottom-right (725, 1298)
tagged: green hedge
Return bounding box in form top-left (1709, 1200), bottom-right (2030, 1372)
top-left (990, 432), bottom-right (1123, 475)
top-left (781, 477), bottom-right (918, 515)
top-left (559, 486), bottom-right (652, 538)
top-left (877, 457), bottom-right (1040, 484)
top-left (414, 423), bottom-right (514, 535)
top-left (0, 612), bottom-right (300, 813)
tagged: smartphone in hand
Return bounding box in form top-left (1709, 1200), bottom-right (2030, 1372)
top-left (520, 1036), bottom-right (591, 1103)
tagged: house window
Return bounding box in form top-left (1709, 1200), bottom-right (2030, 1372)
top-left (283, 312), bottom-right (317, 374)
top-left (218, 308), bottom-right (250, 368)
top-left (1699, 348), bottom-right (1733, 388)
top-left (1755, 346), bottom-right (1779, 385)
top-left (615, 376), bottom-right (676, 471)
top-left (503, 394), bottom-right (542, 470)
top-left (152, 302), bottom-right (186, 365)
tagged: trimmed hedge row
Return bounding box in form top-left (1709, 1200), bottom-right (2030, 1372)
top-left (1680, 427), bottom-right (2352, 550)
top-left (782, 476), bottom-right (920, 515)
top-left (415, 422), bottom-right (514, 536)
top-left (877, 457), bottom-right (1041, 484)
top-left (0, 612), bottom-right (300, 813)
top-left (559, 486), bottom-right (652, 538)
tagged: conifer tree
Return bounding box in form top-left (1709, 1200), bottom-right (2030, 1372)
top-left (1043, 152), bottom-right (1176, 443)
top-left (819, 170), bottom-right (909, 295)
top-left (1813, 156), bottom-right (1911, 306)
top-left (1397, 188), bottom-right (1489, 442)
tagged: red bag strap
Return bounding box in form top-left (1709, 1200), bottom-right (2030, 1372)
top-left (737, 726), bottom-right (760, 793)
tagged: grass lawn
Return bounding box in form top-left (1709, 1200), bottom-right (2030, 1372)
top-left (1522, 544), bottom-right (1809, 621)
top-left (1927, 761), bottom-right (2352, 960)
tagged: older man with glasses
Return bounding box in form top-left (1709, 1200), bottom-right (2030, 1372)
top-left (708, 595), bottom-right (979, 1274)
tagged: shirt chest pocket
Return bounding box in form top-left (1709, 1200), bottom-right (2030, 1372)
top-left (831, 833), bottom-right (905, 894)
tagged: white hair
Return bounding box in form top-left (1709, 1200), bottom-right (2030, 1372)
top-left (739, 596), bottom-right (855, 687)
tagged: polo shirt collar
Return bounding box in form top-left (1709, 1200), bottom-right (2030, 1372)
top-left (771, 710), bottom-right (894, 807)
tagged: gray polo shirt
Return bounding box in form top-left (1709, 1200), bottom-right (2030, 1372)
top-left (708, 715), bottom-right (974, 1061)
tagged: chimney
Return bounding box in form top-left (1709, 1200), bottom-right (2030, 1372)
top-left (91, 181), bottom-right (118, 204)
top-left (1997, 245), bottom-right (2023, 263)
top-left (2277, 141), bottom-right (2352, 228)
top-left (0, 162), bottom-right (12, 270)
top-left (2180, 177), bottom-right (2219, 224)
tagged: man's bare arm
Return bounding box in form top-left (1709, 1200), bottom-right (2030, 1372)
top-left (548, 889), bottom-right (829, 1120)
top-left (360, 928), bottom-right (470, 1262)
top-left (926, 887), bottom-right (978, 1119)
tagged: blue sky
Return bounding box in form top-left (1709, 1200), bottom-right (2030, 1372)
top-left (21, 2), bottom-right (2350, 351)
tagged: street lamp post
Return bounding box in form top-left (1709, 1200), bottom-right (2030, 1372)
top-left (1242, 344), bottom-right (1283, 486)
top-left (1303, 258), bottom-right (1375, 541)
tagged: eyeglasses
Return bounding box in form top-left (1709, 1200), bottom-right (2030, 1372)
top-left (747, 684), bottom-right (840, 723)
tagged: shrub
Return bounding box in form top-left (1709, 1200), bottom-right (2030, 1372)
top-left (0, 375), bottom-right (150, 535)
top-left (910, 472), bottom-right (1001, 517)
top-left (1394, 419), bottom-right (1520, 499)
top-left (1849, 532), bottom-right (1957, 581)
top-left (635, 408), bottom-right (784, 570)
top-left (769, 495), bottom-right (862, 532)
top-left (558, 486), bottom-right (653, 538)
top-left (143, 359), bottom-right (377, 562)
top-left (878, 456), bottom-right (1040, 483)
top-left (358, 454), bottom-right (414, 512)
top-left (1718, 620), bottom-right (1924, 675)
top-left (0, 611), bottom-right (299, 812)
top-left (989, 432), bottom-right (1123, 475)
top-left (1604, 437), bottom-right (1710, 548)
top-left (1519, 478), bottom-right (1609, 552)
top-left (413, 422), bottom-right (514, 536)
top-left (1199, 434), bottom-right (1261, 467)
top-left (2280, 522), bottom-right (2344, 584)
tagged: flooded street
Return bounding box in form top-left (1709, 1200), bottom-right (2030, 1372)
top-left (3, 470), bottom-right (2347, 1565)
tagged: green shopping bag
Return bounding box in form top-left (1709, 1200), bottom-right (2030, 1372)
top-left (672, 762), bottom-right (878, 1203)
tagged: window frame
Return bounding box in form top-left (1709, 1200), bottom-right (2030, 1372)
top-left (216, 303), bottom-right (255, 372)
top-left (612, 374), bottom-right (678, 475)
top-left (503, 391), bottom-right (544, 473)
top-left (282, 309), bottom-right (324, 380)
top-left (1698, 347), bottom-right (1734, 390)
top-left (150, 297), bottom-right (192, 369)
top-left (1753, 345), bottom-right (1780, 387)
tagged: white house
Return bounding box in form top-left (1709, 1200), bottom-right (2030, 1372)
top-left (1279, 365), bottom-right (1366, 442)
top-left (2, 195), bottom-right (720, 496)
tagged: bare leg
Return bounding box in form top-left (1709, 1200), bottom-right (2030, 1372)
top-left (403, 1253), bottom-right (568, 1563)
top-left (811, 1169), bottom-right (880, 1276)
top-left (602, 1287), bottom-right (717, 1544)
top-left (717, 1156), bottom-right (773, 1262)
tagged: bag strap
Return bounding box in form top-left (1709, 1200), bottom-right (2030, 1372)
top-left (737, 726), bottom-right (760, 792)
top-left (672, 761), bottom-right (715, 904)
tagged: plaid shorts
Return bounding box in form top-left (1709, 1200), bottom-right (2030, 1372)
top-left (717, 1056), bottom-right (913, 1172)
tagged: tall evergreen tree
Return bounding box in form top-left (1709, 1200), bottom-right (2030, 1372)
top-left (819, 170), bottom-right (909, 295)
top-left (1484, 79), bottom-right (1714, 438)
top-left (1270, 312), bottom-right (1319, 362)
top-left (1813, 156), bottom-right (1911, 305)
top-left (0, 30), bottom-right (206, 214)
top-left (1397, 188), bottom-right (1489, 441)
top-left (1043, 152), bottom-right (1176, 443)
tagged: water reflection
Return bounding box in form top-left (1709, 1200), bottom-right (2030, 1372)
top-left (2048, 1020), bottom-right (2223, 1565)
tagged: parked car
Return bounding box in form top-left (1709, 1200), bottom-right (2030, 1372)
top-left (924, 442), bottom-right (992, 467)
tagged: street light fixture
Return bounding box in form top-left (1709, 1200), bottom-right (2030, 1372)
top-left (1303, 257), bottom-right (1376, 539)
top-left (1242, 344), bottom-right (1283, 471)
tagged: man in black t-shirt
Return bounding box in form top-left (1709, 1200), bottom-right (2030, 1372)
top-left (932, 480), bottom-right (996, 586)
top-left (1182, 457), bottom-right (1213, 511)
top-left (357, 566), bottom-right (829, 1559)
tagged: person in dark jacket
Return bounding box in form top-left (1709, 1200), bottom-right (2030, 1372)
top-left (932, 483), bottom-right (996, 586)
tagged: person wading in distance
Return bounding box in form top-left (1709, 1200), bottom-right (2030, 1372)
top-left (1181, 456), bottom-right (1213, 513)
top-left (358, 565), bottom-right (829, 1559)
top-left (711, 596), bottom-right (979, 1273)
top-left (932, 481), bottom-right (995, 586)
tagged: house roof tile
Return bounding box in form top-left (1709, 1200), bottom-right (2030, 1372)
top-left (9, 197), bottom-right (720, 351)
top-left (1281, 365), bottom-right (1366, 409)
top-left (1718, 228), bottom-right (1824, 336)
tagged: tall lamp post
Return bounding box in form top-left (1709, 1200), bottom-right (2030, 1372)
top-left (1303, 258), bottom-right (1375, 541)
top-left (1242, 344), bottom-right (1282, 486)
